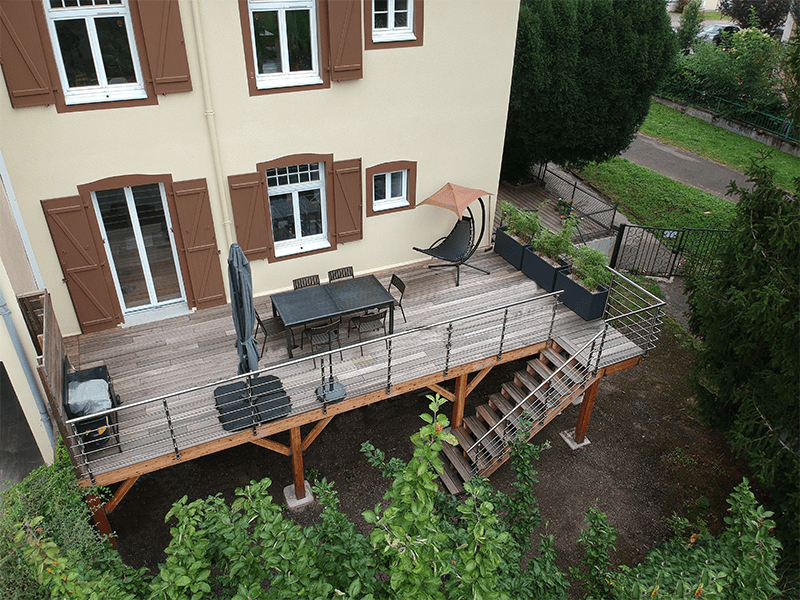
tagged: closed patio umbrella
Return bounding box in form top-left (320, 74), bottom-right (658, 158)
top-left (228, 244), bottom-right (260, 374)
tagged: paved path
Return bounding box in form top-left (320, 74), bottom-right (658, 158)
top-left (621, 133), bottom-right (750, 202)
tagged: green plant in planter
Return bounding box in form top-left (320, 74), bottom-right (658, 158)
top-left (501, 200), bottom-right (542, 245)
top-left (532, 215), bottom-right (577, 261)
top-left (568, 244), bottom-right (612, 291)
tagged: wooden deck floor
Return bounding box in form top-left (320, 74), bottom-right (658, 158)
top-left (61, 189), bottom-right (645, 486)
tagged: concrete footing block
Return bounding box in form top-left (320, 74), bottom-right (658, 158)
top-left (283, 480), bottom-right (314, 510)
top-left (560, 428), bottom-right (591, 450)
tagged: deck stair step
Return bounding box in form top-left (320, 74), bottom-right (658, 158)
top-left (452, 427), bottom-right (479, 461)
top-left (540, 346), bottom-right (584, 385)
top-left (524, 361), bottom-right (570, 397)
top-left (437, 450), bottom-right (466, 495)
top-left (501, 381), bottom-right (528, 405)
top-left (489, 392), bottom-right (518, 417)
top-left (441, 438), bottom-right (474, 483)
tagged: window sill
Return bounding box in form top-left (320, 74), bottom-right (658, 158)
top-left (372, 31), bottom-right (416, 43)
top-left (274, 238), bottom-right (331, 258)
top-left (373, 199), bottom-right (410, 212)
top-left (255, 73), bottom-right (324, 91)
top-left (63, 87), bottom-right (148, 106)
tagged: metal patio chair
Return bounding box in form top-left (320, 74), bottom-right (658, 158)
top-left (387, 274), bottom-right (407, 323)
top-left (328, 266), bottom-right (354, 282)
top-left (303, 318), bottom-right (343, 367)
top-left (348, 310), bottom-right (387, 355)
top-left (293, 274), bottom-right (320, 290)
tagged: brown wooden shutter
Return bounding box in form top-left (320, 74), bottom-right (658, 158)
top-left (0, 0), bottom-right (56, 108)
top-left (170, 179), bottom-right (226, 309)
top-left (229, 172), bottom-right (272, 261)
top-left (332, 159), bottom-right (362, 243)
top-left (134, 0), bottom-right (192, 95)
top-left (41, 196), bottom-right (122, 333)
top-left (328, 0), bottom-right (363, 82)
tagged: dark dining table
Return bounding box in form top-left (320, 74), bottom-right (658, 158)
top-left (270, 275), bottom-right (395, 358)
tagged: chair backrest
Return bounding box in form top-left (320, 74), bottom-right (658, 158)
top-left (389, 274), bottom-right (405, 299)
top-left (293, 274), bottom-right (320, 290)
top-left (432, 217), bottom-right (475, 262)
top-left (328, 266), bottom-right (354, 282)
top-left (360, 310), bottom-right (386, 327)
top-left (310, 318), bottom-right (340, 336)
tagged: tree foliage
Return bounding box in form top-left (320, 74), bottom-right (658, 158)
top-left (677, 0), bottom-right (704, 51)
top-left (501, 0), bottom-right (676, 179)
top-left (686, 154), bottom-right (800, 559)
top-left (720, 0), bottom-right (792, 35)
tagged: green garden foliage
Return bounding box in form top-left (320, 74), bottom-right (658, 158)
top-left (1, 445), bottom-right (149, 600)
top-left (686, 155), bottom-right (800, 560)
top-left (574, 479), bottom-right (782, 599)
top-left (502, 0), bottom-right (676, 179)
top-left (10, 398), bottom-right (786, 599)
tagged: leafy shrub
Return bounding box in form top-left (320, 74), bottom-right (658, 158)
top-left (532, 215), bottom-right (577, 260)
top-left (1, 444), bottom-right (148, 600)
top-left (567, 244), bottom-right (611, 291)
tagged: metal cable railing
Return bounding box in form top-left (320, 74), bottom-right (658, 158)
top-left (64, 270), bottom-right (664, 483)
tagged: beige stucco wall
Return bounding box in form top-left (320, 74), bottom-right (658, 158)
top-left (0, 0), bottom-right (520, 336)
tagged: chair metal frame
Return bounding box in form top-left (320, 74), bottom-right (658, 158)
top-left (328, 266), bottom-right (354, 282)
top-left (387, 274), bottom-right (407, 323)
top-left (303, 318), bottom-right (343, 367)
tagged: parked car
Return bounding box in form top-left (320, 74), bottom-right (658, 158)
top-left (697, 24), bottom-right (740, 45)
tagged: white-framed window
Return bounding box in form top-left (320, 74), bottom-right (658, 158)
top-left (266, 162), bottom-right (330, 256)
top-left (372, 0), bottom-right (415, 43)
top-left (372, 169), bottom-right (409, 211)
top-left (248, 0), bottom-right (322, 90)
top-left (42, 0), bottom-right (147, 105)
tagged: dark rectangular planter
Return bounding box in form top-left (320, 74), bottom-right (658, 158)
top-left (494, 226), bottom-right (525, 270)
top-left (555, 270), bottom-right (609, 321)
top-left (521, 249), bottom-right (569, 292)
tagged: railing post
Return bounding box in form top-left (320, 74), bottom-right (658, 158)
top-left (444, 322), bottom-right (453, 377)
top-left (497, 307), bottom-right (508, 360)
top-left (609, 223), bottom-right (625, 269)
top-left (162, 398), bottom-right (181, 460)
top-left (386, 338), bottom-right (393, 394)
top-left (547, 299), bottom-right (559, 343)
top-left (594, 324), bottom-right (609, 376)
top-left (73, 425), bottom-right (96, 485)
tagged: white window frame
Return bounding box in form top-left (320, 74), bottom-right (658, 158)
top-left (248, 0), bottom-right (323, 90)
top-left (266, 162), bottom-right (330, 257)
top-left (372, 169), bottom-right (409, 212)
top-left (42, 0), bottom-right (147, 105)
top-left (372, 0), bottom-right (415, 43)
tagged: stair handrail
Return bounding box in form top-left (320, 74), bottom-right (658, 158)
top-left (466, 326), bottom-right (605, 458)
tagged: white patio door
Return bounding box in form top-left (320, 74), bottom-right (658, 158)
top-left (92, 183), bottom-right (186, 314)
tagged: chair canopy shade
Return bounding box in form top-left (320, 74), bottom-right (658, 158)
top-left (228, 243), bottom-right (260, 374)
top-left (419, 182), bottom-right (490, 219)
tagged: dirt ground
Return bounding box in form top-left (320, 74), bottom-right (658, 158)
top-left (107, 278), bottom-right (759, 596)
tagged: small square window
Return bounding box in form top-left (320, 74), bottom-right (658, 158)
top-left (367, 161), bottom-right (416, 216)
top-left (372, 0), bottom-right (415, 43)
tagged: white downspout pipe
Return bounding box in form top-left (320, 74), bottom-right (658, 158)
top-left (189, 0), bottom-right (235, 250)
top-left (0, 286), bottom-right (54, 449)
top-left (0, 147), bottom-right (44, 289)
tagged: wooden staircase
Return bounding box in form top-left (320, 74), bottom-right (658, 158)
top-left (438, 339), bottom-right (598, 495)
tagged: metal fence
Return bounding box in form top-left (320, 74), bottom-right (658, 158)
top-left (610, 223), bottom-right (731, 278)
top-left (533, 162), bottom-right (618, 239)
top-left (661, 83), bottom-right (798, 143)
top-left (64, 270), bottom-right (664, 484)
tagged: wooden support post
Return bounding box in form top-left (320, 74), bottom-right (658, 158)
top-left (290, 427), bottom-right (305, 499)
top-left (104, 476), bottom-right (139, 514)
top-left (86, 494), bottom-right (116, 549)
top-left (452, 374), bottom-right (468, 429)
top-left (574, 379), bottom-right (600, 444)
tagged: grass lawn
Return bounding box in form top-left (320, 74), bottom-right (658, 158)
top-left (579, 157), bottom-right (737, 230)
top-left (640, 102), bottom-right (800, 191)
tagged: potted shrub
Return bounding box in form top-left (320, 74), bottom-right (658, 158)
top-left (521, 215), bottom-right (577, 292)
top-left (494, 201), bottom-right (541, 270)
top-left (555, 244), bottom-right (612, 321)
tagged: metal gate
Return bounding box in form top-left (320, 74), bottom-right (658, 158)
top-left (610, 224), bottom-right (731, 278)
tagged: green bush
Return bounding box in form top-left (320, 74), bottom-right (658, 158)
top-left (531, 215), bottom-right (577, 260)
top-left (1, 445), bottom-right (147, 600)
top-left (567, 244), bottom-right (611, 291)
top-left (500, 200), bottom-right (542, 245)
